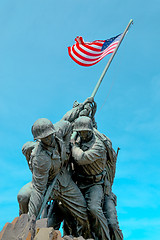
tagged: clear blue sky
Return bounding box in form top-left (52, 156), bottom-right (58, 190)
top-left (0, 1), bottom-right (160, 239)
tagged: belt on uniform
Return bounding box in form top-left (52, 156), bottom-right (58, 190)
top-left (76, 171), bottom-right (105, 184)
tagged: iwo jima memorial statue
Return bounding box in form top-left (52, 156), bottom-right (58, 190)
top-left (0, 20), bottom-right (133, 240)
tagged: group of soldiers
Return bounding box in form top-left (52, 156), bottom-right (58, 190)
top-left (17, 97), bottom-right (123, 240)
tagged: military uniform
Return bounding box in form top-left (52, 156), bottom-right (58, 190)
top-left (17, 141), bottom-right (37, 215)
top-left (72, 116), bottom-right (111, 240)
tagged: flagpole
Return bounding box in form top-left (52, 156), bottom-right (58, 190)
top-left (91, 19), bottom-right (133, 98)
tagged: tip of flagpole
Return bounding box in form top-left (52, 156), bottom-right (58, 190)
top-left (130, 19), bottom-right (133, 24)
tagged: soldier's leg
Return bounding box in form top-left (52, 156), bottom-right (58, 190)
top-left (52, 178), bottom-right (91, 238)
top-left (17, 182), bottom-right (32, 215)
top-left (47, 200), bottom-right (63, 230)
top-left (103, 192), bottom-right (123, 240)
top-left (48, 200), bottom-right (78, 236)
top-left (84, 184), bottom-right (111, 240)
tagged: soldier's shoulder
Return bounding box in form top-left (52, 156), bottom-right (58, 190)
top-left (54, 120), bottom-right (71, 139)
top-left (94, 134), bottom-right (106, 150)
top-left (31, 142), bottom-right (51, 167)
top-left (31, 141), bottom-right (47, 158)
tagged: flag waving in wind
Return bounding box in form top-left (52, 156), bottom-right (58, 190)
top-left (68, 34), bottom-right (122, 67)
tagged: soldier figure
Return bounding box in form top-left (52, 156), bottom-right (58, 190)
top-left (17, 141), bottom-right (37, 215)
top-left (71, 116), bottom-right (111, 240)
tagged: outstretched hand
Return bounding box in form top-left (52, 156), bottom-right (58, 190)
top-left (83, 97), bottom-right (94, 105)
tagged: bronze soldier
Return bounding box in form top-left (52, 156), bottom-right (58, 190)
top-left (17, 139), bottom-right (80, 236)
top-left (71, 116), bottom-right (111, 240)
top-left (17, 141), bottom-right (37, 215)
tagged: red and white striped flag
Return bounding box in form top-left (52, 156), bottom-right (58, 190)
top-left (68, 34), bottom-right (122, 67)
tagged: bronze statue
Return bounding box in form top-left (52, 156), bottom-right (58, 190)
top-left (17, 97), bottom-right (123, 240)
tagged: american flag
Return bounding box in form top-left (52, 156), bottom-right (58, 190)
top-left (68, 34), bottom-right (122, 67)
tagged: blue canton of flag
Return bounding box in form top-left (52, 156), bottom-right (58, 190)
top-left (101, 34), bottom-right (121, 51)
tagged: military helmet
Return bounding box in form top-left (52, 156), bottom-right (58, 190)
top-left (31, 118), bottom-right (55, 140)
top-left (73, 116), bottom-right (93, 132)
top-left (22, 141), bottom-right (37, 156)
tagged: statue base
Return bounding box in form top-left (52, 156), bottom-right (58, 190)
top-left (0, 214), bottom-right (94, 240)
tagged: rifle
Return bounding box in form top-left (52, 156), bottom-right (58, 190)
top-left (36, 174), bottom-right (59, 220)
top-left (116, 147), bottom-right (120, 157)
